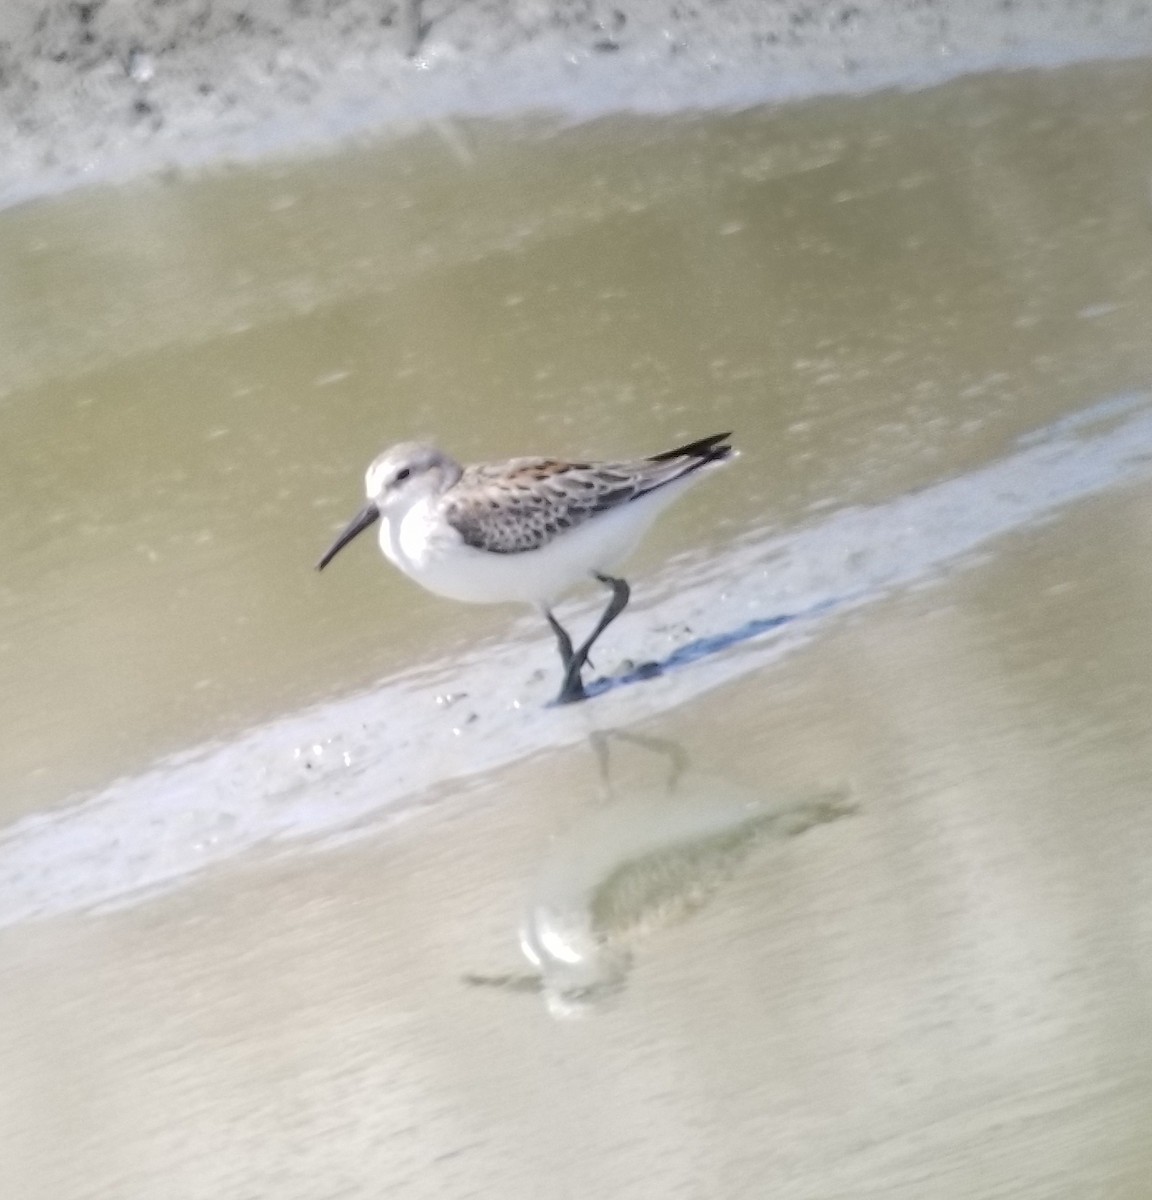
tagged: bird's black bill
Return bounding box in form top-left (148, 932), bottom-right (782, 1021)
top-left (316, 504), bottom-right (380, 571)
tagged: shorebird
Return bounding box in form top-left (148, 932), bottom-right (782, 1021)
top-left (316, 432), bottom-right (734, 703)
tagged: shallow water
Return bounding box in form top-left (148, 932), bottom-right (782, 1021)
top-left (2, 59), bottom-right (1152, 1199)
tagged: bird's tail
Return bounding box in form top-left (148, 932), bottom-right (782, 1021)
top-left (648, 431), bottom-right (734, 467)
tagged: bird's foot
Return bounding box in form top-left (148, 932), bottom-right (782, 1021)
top-left (554, 679), bottom-right (588, 705)
top-left (554, 660), bottom-right (589, 704)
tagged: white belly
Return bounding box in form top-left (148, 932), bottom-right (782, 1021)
top-left (378, 488), bottom-right (686, 607)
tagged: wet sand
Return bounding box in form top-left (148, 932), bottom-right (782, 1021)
top-left (2, 0), bottom-right (1152, 205)
top-left (5, 456), bottom-right (1152, 1200)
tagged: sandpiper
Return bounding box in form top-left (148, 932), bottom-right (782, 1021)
top-left (316, 432), bottom-right (734, 703)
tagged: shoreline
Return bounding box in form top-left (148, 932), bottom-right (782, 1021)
top-left (2, 1), bottom-right (1151, 207)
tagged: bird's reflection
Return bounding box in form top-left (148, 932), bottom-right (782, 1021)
top-left (464, 730), bottom-right (855, 1017)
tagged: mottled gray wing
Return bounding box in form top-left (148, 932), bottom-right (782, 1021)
top-left (443, 435), bottom-right (733, 555)
top-left (442, 458), bottom-right (639, 554)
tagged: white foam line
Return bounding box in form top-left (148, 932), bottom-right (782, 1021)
top-left (2, 391), bottom-right (1151, 927)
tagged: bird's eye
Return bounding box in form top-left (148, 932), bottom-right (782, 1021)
top-left (395, 467), bottom-right (411, 483)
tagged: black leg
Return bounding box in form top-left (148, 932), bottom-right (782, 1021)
top-left (555, 573), bottom-right (631, 704)
top-left (544, 609), bottom-right (575, 672)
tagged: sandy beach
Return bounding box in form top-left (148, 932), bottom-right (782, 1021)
top-left (2, 0), bottom-right (1151, 204)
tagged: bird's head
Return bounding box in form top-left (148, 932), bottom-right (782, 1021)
top-left (316, 442), bottom-right (462, 571)
top-left (365, 442), bottom-right (461, 512)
